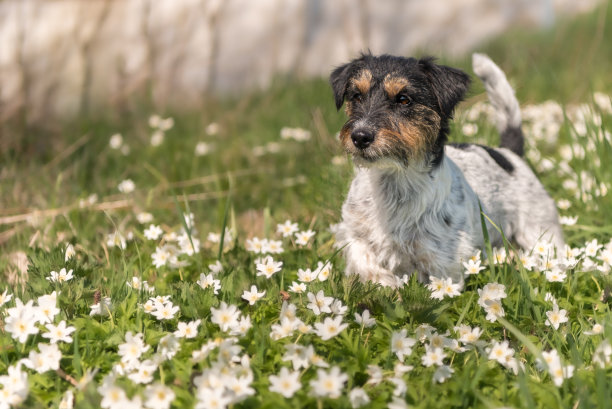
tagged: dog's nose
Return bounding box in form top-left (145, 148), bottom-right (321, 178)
top-left (351, 129), bottom-right (375, 150)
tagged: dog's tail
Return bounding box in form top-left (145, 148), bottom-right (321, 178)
top-left (472, 53), bottom-right (524, 157)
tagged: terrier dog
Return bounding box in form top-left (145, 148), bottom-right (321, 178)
top-left (330, 53), bottom-right (564, 287)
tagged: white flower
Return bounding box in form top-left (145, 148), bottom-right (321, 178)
top-left (366, 364), bottom-right (383, 385)
top-left (205, 122), bottom-right (219, 135)
top-left (0, 289), bottom-right (13, 307)
top-left (178, 234), bottom-right (200, 256)
top-left (391, 329), bottom-right (417, 362)
top-left (330, 299), bottom-right (347, 315)
top-left (280, 301), bottom-right (298, 322)
top-left (64, 244), bottom-right (76, 261)
top-left (150, 130), bottom-right (165, 147)
top-left (36, 291), bottom-right (60, 324)
top-left (128, 359), bottom-right (158, 384)
top-left (4, 299), bottom-right (39, 343)
top-left (443, 279), bottom-right (462, 298)
top-left (268, 367), bottom-right (301, 398)
top-left (309, 366), bottom-right (347, 399)
top-left (559, 215), bottom-right (578, 226)
top-left (557, 199), bottom-right (572, 210)
top-left (208, 260), bottom-right (224, 275)
top-left (282, 344), bottom-right (311, 370)
top-left (42, 320), bottom-right (76, 344)
top-left (90, 297), bottom-right (112, 316)
top-left (545, 303), bottom-right (569, 330)
top-left (354, 309), bottom-right (376, 328)
top-left (144, 225), bottom-right (163, 240)
top-left (488, 340), bottom-right (514, 365)
top-left (210, 302), bottom-right (240, 332)
top-left (46, 268), bottom-right (74, 283)
top-left (229, 315), bottom-right (253, 337)
top-left (288, 281), bottom-right (307, 293)
top-left (137, 212), bottom-right (154, 224)
top-left (550, 363), bottom-right (574, 387)
top-left (196, 273), bottom-right (221, 294)
top-left (314, 261), bottom-right (332, 282)
top-left (295, 230), bottom-right (316, 246)
top-left (109, 133), bottom-right (123, 149)
top-left (454, 325), bottom-right (483, 344)
top-left (144, 383), bottom-right (175, 409)
top-left (537, 349), bottom-right (561, 371)
top-left (195, 142), bottom-right (213, 156)
top-left (99, 381), bottom-right (128, 408)
top-left (483, 299), bottom-right (505, 322)
top-left (157, 334), bottom-right (180, 361)
top-left (59, 389), bottom-right (74, 409)
top-left (151, 245), bottom-right (172, 268)
top-left (427, 276), bottom-right (445, 300)
top-left (151, 301), bottom-right (180, 320)
top-left (22, 343), bottom-right (62, 373)
top-left (245, 237), bottom-right (265, 253)
top-left (0, 364), bottom-right (29, 405)
top-left (593, 340), bottom-right (612, 367)
top-left (306, 290), bottom-right (333, 315)
top-left (584, 323), bottom-right (604, 335)
top-left (265, 239), bottom-right (284, 254)
top-left (255, 256), bottom-right (283, 279)
top-left (517, 250), bottom-right (538, 271)
top-left (277, 220), bottom-right (299, 238)
top-left (118, 332), bottom-right (150, 364)
top-left (270, 317), bottom-right (297, 341)
top-left (492, 247), bottom-right (507, 264)
top-left (174, 319), bottom-right (201, 339)
top-left (118, 179), bottom-right (135, 194)
top-left (432, 365), bottom-right (455, 383)
top-left (584, 239), bottom-right (602, 258)
top-left (545, 268), bottom-right (567, 282)
top-left (297, 268), bottom-right (318, 283)
top-left (349, 387), bottom-right (370, 408)
top-left (478, 282), bottom-right (507, 307)
top-left (196, 387), bottom-right (231, 409)
top-left (427, 277), bottom-right (461, 299)
top-left (242, 285), bottom-right (266, 305)
top-left (421, 346), bottom-right (446, 367)
top-left (533, 240), bottom-right (553, 258)
top-left (463, 259), bottom-right (485, 275)
top-left (158, 117), bottom-right (174, 131)
top-left (107, 231), bottom-right (127, 250)
top-left (314, 316), bottom-right (348, 341)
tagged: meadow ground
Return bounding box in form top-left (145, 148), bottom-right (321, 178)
top-left (1, 4), bottom-right (612, 409)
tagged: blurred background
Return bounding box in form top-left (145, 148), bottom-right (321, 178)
top-left (0, 0), bottom-right (603, 123)
top-left (1, 0), bottom-right (611, 258)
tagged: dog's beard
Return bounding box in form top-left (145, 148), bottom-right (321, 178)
top-left (351, 151), bottom-right (407, 171)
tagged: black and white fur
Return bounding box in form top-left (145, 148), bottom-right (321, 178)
top-left (331, 53), bottom-right (564, 287)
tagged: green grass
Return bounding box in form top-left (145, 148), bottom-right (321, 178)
top-left (1, 3), bottom-right (612, 408)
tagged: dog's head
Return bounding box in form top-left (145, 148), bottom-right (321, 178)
top-left (330, 54), bottom-right (470, 169)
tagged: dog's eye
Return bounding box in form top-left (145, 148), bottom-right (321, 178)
top-left (350, 92), bottom-right (363, 103)
top-left (396, 94), bottom-right (412, 105)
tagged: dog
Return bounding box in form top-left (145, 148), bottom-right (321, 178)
top-left (330, 53), bottom-right (564, 287)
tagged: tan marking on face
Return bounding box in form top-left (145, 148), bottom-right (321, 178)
top-left (339, 126), bottom-right (353, 150)
top-left (375, 105), bottom-right (441, 160)
top-left (383, 76), bottom-right (410, 99)
top-left (351, 70), bottom-right (373, 95)
top-left (344, 101), bottom-right (353, 117)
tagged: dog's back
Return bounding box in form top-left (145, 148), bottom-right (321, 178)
top-left (449, 54), bottom-right (564, 250)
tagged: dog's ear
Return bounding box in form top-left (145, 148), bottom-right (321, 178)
top-left (418, 57), bottom-right (471, 117)
top-left (330, 62), bottom-right (353, 110)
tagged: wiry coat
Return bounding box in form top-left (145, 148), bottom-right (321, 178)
top-left (331, 53), bottom-right (563, 287)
